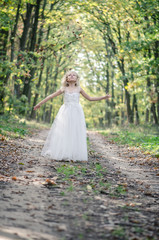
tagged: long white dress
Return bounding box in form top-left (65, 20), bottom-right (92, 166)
top-left (41, 89), bottom-right (88, 161)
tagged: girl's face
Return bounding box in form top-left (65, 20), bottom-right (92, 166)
top-left (66, 72), bottom-right (77, 82)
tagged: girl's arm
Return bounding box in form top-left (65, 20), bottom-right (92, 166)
top-left (80, 88), bottom-right (111, 101)
top-left (34, 89), bottom-right (63, 110)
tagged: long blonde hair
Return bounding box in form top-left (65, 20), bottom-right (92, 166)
top-left (61, 70), bottom-right (80, 91)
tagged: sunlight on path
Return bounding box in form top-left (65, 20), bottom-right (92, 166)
top-left (88, 131), bottom-right (159, 194)
top-left (0, 129), bottom-right (158, 240)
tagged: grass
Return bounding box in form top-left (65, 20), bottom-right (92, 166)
top-left (0, 114), bottom-right (49, 139)
top-left (99, 124), bottom-right (159, 157)
top-left (56, 163), bottom-right (127, 198)
top-left (57, 164), bottom-right (79, 177)
top-left (112, 227), bottom-right (126, 238)
top-left (0, 115), bottom-right (28, 138)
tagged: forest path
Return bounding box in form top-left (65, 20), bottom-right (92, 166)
top-left (88, 131), bottom-right (159, 194)
top-left (0, 129), bottom-right (158, 240)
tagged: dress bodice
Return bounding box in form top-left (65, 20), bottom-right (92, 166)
top-left (64, 91), bottom-right (80, 105)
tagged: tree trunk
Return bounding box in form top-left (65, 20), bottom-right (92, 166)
top-left (30, 59), bottom-right (44, 118)
top-left (14, 3), bottom-right (34, 98)
top-left (145, 109), bottom-right (149, 123)
top-left (42, 66), bottom-right (50, 122)
top-left (153, 16), bottom-right (159, 122)
top-left (151, 103), bottom-right (158, 124)
top-left (125, 84), bottom-right (133, 123)
top-left (120, 87), bottom-right (125, 125)
top-left (108, 35), bottom-right (133, 123)
top-left (11, 0), bottom-right (21, 62)
top-left (156, 78), bottom-right (159, 123)
top-left (105, 63), bottom-right (111, 126)
top-left (103, 34), bottom-right (112, 126)
top-left (121, 58), bottom-right (133, 123)
top-left (22, 0), bottom-right (41, 99)
top-left (44, 60), bottom-right (61, 123)
top-left (146, 58), bottom-right (158, 125)
top-left (20, 3), bottom-right (34, 51)
top-left (0, 28), bottom-right (9, 114)
top-left (30, 0), bottom-right (50, 118)
top-left (132, 94), bottom-right (140, 125)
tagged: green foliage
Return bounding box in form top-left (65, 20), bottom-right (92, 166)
top-left (100, 124), bottom-right (159, 157)
top-left (112, 227), bottom-right (126, 238)
top-left (0, 115), bottom-right (28, 138)
top-left (57, 165), bottom-right (79, 178)
top-left (0, 0), bottom-right (158, 126)
top-left (0, 114), bottom-right (48, 139)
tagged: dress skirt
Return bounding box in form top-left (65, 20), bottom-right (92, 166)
top-left (41, 92), bottom-right (88, 161)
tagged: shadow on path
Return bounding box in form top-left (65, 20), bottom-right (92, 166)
top-left (0, 130), bottom-right (158, 240)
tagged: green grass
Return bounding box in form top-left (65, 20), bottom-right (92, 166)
top-left (57, 164), bottom-right (79, 177)
top-left (112, 227), bottom-right (126, 238)
top-left (56, 163), bottom-right (126, 197)
top-left (0, 114), bottom-right (49, 139)
top-left (99, 124), bottom-right (159, 157)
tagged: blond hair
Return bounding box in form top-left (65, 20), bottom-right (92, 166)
top-left (61, 70), bottom-right (80, 91)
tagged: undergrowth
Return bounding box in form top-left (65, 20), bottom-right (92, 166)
top-left (0, 114), bottom-right (49, 139)
top-left (99, 124), bottom-right (159, 157)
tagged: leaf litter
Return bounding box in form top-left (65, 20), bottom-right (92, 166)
top-left (0, 129), bottom-right (158, 240)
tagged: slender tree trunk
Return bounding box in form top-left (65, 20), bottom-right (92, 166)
top-left (11, 0), bottom-right (21, 62)
top-left (45, 60), bottom-right (60, 123)
top-left (145, 109), bottom-right (149, 123)
top-left (156, 79), bottom-right (159, 123)
top-left (151, 103), bottom-right (158, 124)
top-left (146, 53), bottom-right (158, 125)
top-left (144, 16), bottom-right (159, 124)
top-left (0, 28), bottom-right (9, 114)
top-left (30, 58), bottom-right (44, 118)
top-left (23, 0), bottom-right (41, 99)
top-left (108, 34), bottom-right (133, 123)
top-left (105, 63), bottom-right (111, 126)
top-left (145, 68), bottom-right (151, 122)
top-left (7, 0), bottom-right (21, 103)
top-left (120, 87), bottom-right (125, 125)
top-left (42, 66), bottom-right (50, 122)
top-left (120, 59), bottom-right (133, 123)
top-left (103, 35), bottom-right (112, 126)
top-left (153, 17), bottom-right (159, 123)
top-left (111, 66), bottom-right (115, 109)
top-left (129, 62), bottom-right (140, 124)
top-left (20, 3), bottom-right (34, 51)
top-left (30, 0), bottom-right (51, 118)
top-left (132, 94), bottom-right (140, 125)
top-left (14, 3), bottom-right (34, 98)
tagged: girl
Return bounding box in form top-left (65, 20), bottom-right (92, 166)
top-left (34, 70), bottom-right (111, 162)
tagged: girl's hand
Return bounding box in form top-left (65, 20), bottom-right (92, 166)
top-left (34, 105), bottom-right (40, 110)
top-left (104, 94), bottom-right (111, 99)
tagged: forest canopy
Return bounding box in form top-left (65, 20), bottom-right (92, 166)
top-left (0, 0), bottom-right (159, 127)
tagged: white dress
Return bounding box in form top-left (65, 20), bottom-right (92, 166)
top-left (41, 88), bottom-right (88, 161)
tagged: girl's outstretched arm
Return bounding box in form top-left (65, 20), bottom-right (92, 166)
top-left (80, 88), bottom-right (111, 101)
top-left (34, 89), bottom-right (63, 110)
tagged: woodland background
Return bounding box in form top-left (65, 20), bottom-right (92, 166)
top-left (0, 0), bottom-right (159, 128)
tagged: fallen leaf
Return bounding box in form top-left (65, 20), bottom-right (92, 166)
top-left (87, 184), bottom-right (92, 192)
top-left (12, 176), bottom-right (17, 181)
top-left (45, 179), bottom-right (56, 185)
top-left (57, 224), bottom-right (67, 231)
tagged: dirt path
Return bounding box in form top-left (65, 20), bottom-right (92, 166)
top-left (0, 130), bottom-right (159, 240)
top-left (89, 131), bottom-right (159, 194)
